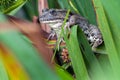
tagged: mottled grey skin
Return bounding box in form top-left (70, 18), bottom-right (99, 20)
top-left (39, 9), bottom-right (103, 49)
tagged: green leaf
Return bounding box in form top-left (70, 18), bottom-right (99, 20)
top-left (97, 55), bottom-right (113, 80)
top-left (93, 0), bottom-right (120, 79)
top-left (0, 30), bottom-right (60, 80)
top-left (100, 0), bottom-right (120, 57)
top-left (55, 64), bottom-right (74, 80)
top-left (65, 26), bottom-right (90, 80)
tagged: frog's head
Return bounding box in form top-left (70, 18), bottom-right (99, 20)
top-left (39, 8), bottom-right (73, 24)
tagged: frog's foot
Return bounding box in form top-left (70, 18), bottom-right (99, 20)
top-left (47, 30), bottom-right (56, 40)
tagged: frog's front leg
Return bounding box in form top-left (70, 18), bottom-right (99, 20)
top-left (47, 30), bottom-right (56, 40)
top-left (48, 23), bottom-right (63, 40)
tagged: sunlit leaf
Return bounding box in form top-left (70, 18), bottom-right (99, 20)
top-left (0, 45), bottom-right (29, 80)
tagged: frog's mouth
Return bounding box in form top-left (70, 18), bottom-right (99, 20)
top-left (39, 19), bottom-right (63, 23)
top-left (39, 17), bottom-right (65, 24)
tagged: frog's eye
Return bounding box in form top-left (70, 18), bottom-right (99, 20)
top-left (70, 18), bottom-right (75, 23)
top-left (49, 9), bottom-right (57, 15)
top-left (42, 8), bottom-right (49, 12)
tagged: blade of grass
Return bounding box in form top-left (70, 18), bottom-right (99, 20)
top-left (68, 0), bottom-right (79, 14)
top-left (57, 0), bottom-right (74, 11)
top-left (51, 9), bottom-right (70, 62)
